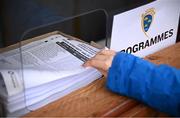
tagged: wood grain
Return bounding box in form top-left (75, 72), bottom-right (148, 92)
top-left (24, 43), bottom-right (180, 117)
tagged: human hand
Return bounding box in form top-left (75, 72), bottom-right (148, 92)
top-left (83, 49), bottom-right (116, 77)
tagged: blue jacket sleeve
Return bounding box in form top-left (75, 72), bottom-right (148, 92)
top-left (106, 52), bottom-right (180, 116)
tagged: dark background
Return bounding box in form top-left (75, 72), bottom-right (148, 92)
top-left (0, 0), bottom-right (179, 47)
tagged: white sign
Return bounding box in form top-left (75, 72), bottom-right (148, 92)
top-left (110, 0), bottom-right (180, 57)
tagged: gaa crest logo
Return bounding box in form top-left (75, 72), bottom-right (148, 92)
top-left (141, 8), bottom-right (155, 37)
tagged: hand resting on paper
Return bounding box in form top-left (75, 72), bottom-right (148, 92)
top-left (83, 49), bottom-right (116, 77)
top-left (83, 48), bottom-right (180, 116)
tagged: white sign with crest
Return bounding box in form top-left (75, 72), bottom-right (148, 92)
top-left (110, 0), bottom-right (180, 57)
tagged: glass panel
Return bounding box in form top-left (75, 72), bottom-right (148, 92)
top-left (20, 9), bottom-right (108, 112)
top-left (0, 41), bottom-right (25, 116)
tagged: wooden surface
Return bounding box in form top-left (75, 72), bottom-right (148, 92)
top-left (24, 43), bottom-right (180, 117)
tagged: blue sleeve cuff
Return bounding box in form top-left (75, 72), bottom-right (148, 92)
top-left (106, 52), bottom-right (140, 96)
top-left (106, 52), bottom-right (180, 116)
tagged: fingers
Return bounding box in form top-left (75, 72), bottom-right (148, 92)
top-left (83, 62), bottom-right (107, 77)
top-left (83, 49), bottom-right (116, 77)
top-left (83, 49), bottom-right (115, 69)
top-left (93, 54), bottom-right (108, 61)
top-left (83, 58), bottom-right (110, 71)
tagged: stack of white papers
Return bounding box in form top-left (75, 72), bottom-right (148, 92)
top-left (0, 34), bottom-right (101, 116)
